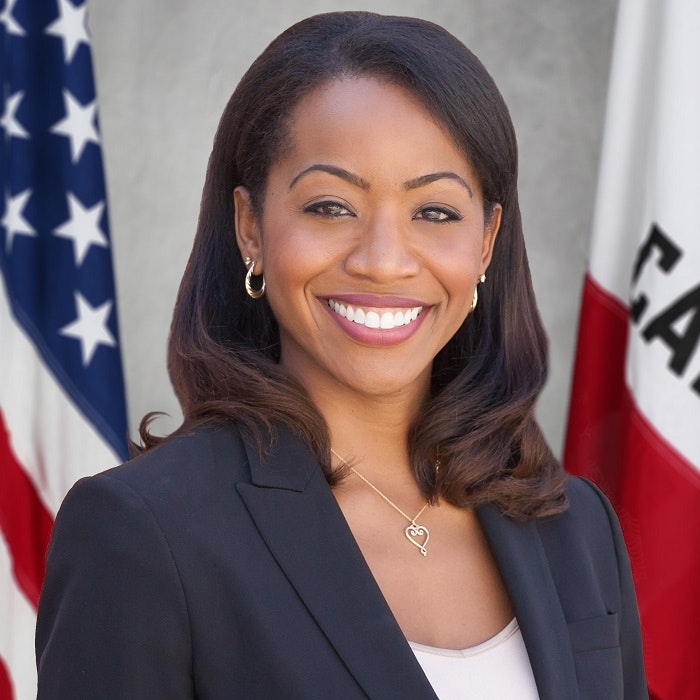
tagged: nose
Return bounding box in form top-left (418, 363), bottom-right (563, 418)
top-left (344, 212), bottom-right (421, 282)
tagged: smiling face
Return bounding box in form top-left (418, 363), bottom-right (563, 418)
top-left (234, 76), bottom-right (500, 407)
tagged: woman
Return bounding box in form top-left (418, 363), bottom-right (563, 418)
top-left (36, 11), bottom-right (647, 699)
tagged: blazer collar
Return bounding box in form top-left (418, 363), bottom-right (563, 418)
top-left (477, 505), bottom-right (579, 699)
top-left (242, 426), bottom-right (317, 491)
top-left (239, 429), bottom-right (578, 699)
top-left (238, 428), bottom-right (438, 700)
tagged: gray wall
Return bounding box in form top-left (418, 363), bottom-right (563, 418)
top-left (89, 0), bottom-right (618, 456)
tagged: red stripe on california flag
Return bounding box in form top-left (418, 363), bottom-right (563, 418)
top-left (615, 387), bottom-right (700, 700)
top-left (565, 274), bottom-right (700, 700)
top-left (0, 410), bottom-right (54, 609)
top-left (564, 274), bottom-right (629, 501)
top-left (0, 657), bottom-right (13, 700)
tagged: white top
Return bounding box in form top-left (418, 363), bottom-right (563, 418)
top-left (409, 619), bottom-right (540, 699)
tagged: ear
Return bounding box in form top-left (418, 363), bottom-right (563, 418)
top-left (234, 186), bottom-right (263, 271)
top-left (480, 203), bottom-right (502, 274)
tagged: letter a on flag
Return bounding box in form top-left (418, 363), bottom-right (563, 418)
top-left (565, 2), bottom-right (700, 698)
top-left (1, 1), bottom-right (129, 697)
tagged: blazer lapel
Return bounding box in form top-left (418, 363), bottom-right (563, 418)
top-left (236, 430), bottom-right (437, 700)
top-left (477, 504), bottom-right (579, 699)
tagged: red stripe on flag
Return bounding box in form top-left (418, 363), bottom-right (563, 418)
top-left (0, 410), bottom-right (54, 609)
top-left (0, 657), bottom-right (13, 700)
top-left (615, 386), bottom-right (700, 700)
top-left (564, 274), bottom-right (630, 500)
top-left (565, 274), bottom-right (700, 700)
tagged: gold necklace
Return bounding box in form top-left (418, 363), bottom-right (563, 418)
top-left (330, 448), bottom-right (431, 556)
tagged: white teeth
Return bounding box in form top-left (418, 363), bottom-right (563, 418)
top-left (327, 299), bottom-right (424, 330)
top-left (365, 311), bottom-right (380, 328)
top-left (380, 312), bottom-right (395, 329)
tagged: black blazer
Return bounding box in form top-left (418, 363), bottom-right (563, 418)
top-left (36, 425), bottom-right (647, 699)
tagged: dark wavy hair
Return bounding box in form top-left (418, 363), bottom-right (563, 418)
top-left (138, 11), bottom-right (568, 519)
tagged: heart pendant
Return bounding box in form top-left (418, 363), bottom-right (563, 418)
top-left (405, 523), bottom-right (429, 556)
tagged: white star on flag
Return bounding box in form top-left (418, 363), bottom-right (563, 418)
top-left (53, 192), bottom-right (108, 266)
top-left (0, 0), bottom-right (26, 37)
top-left (45, 0), bottom-right (90, 64)
top-left (1, 91), bottom-right (30, 140)
top-left (59, 292), bottom-right (116, 366)
top-left (2, 189), bottom-right (37, 253)
top-left (50, 90), bottom-right (100, 163)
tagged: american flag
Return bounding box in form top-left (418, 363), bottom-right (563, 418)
top-left (0, 0), bottom-right (128, 697)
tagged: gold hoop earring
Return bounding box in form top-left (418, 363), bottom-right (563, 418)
top-left (244, 257), bottom-right (266, 299)
top-left (471, 273), bottom-right (486, 312)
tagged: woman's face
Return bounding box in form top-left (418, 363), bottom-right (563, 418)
top-left (235, 77), bottom-right (500, 404)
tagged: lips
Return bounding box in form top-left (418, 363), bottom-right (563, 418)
top-left (326, 298), bottom-right (424, 330)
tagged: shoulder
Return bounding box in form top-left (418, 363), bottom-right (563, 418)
top-left (538, 475), bottom-right (621, 545)
top-left (45, 423), bottom-right (259, 611)
top-left (108, 422), bottom-right (250, 488)
top-left (75, 423), bottom-right (249, 501)
top-left (54, 423), bottom-right (252, 547)
top-left (548, 476), bottom-right (618, 531)
top-left (534, 476), bottom-right (629, 610)
top-left (535, 476), bottom-right (623, 556)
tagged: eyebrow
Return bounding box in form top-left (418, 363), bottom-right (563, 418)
top-left (289, 164), bottom-right (370, 190)
top-left (288, 164), bottom-right (473, 199)
top-left (404, 172), bottom-right (473, 199)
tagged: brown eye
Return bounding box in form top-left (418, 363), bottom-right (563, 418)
top-left (304, 200), bottom-right (353, 218)
top-left (414, 206), bottom-right (462, 223)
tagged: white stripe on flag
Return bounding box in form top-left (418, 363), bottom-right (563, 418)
top-left (588, 0), bottom-right (655, 302)
top-left (0, 279), bottom-right (122, 517)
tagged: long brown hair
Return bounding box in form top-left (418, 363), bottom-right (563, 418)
top-left (138, 12), bottom-right (567, 519)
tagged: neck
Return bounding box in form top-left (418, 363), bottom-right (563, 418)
top-left (314, 383), bottom-right (427, 483)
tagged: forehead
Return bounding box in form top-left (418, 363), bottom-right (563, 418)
top-left (276, 76), bottom-right (478, 186)
top-left (286, 76), bottom-right (444, 145)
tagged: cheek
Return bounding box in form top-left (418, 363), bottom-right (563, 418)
top-left (431, 237), bottom-right (483, 301)
top-left (260, 227), bottom-right (328, 316)
top-left (260, 210), bottom-right (304, 278)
